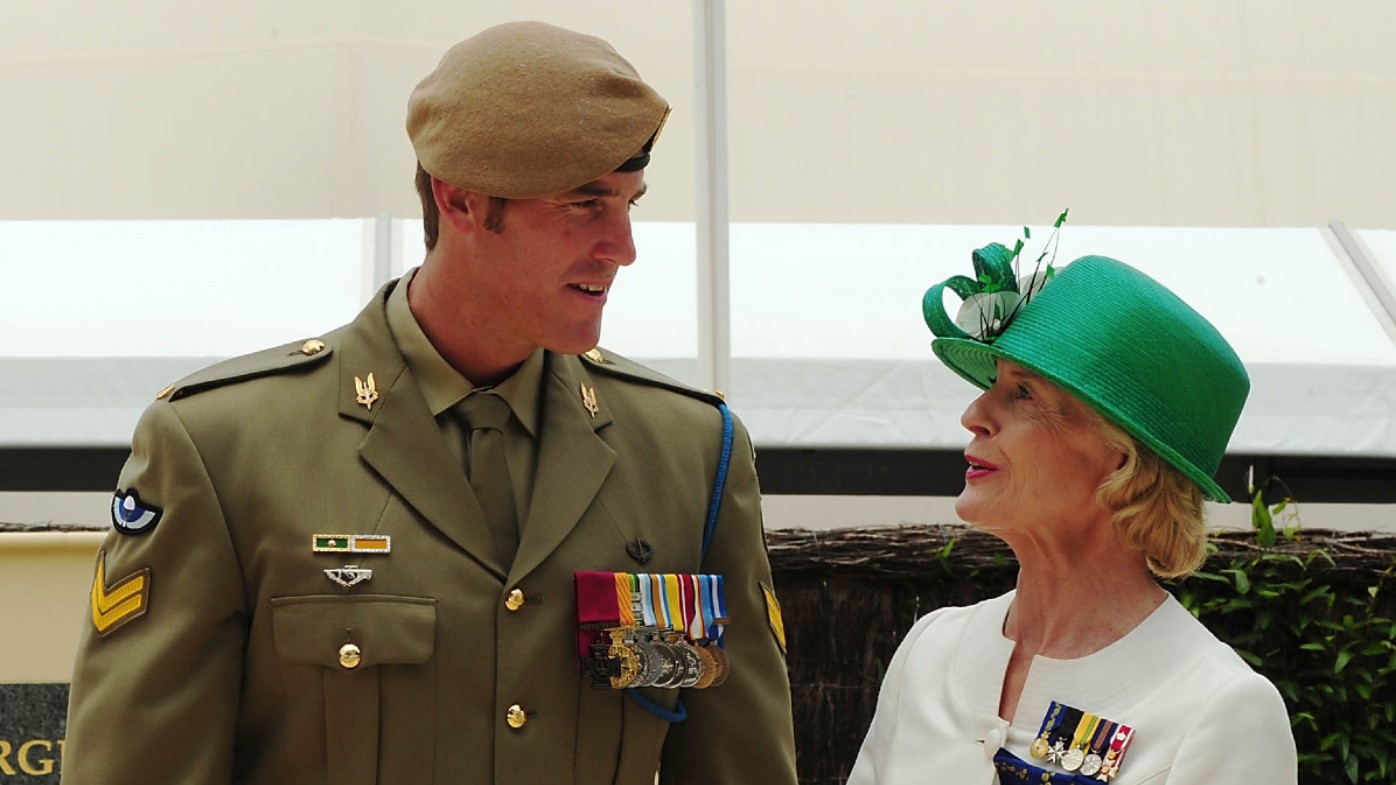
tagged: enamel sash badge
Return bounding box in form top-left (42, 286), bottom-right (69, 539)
top-left (111, 489), bottom-right (163, 535)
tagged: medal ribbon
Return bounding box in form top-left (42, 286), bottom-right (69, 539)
top-left (1022, 701), bottom-right (1134, 781)
top-left (662, 573), bottom-right (684, 632)
top-left (649, 574), bottom-right (668, 629)
top-left (628, 573), bottom-right (644, 623)
top-left (711, 575), bottom-right (728, 645)
top-left (1039, 701), bottom-right (1064, 736)
top-left (638, 574), bottom-right (658, 626)
top-left (585, 572), bottom-right (728, 643)
top-left (1098, 724), bottom-right (1135, 781)
top-left (685, 575), bottom-right (704, 641)
top-left (1071, 712), bottom-right (1099, 753)
top-left (1052, 706), bottom-right (1082, 750)
top-left (614, 572), bottom-right (636, 626)
top-left (573, 570), bottom-right (624, 658)
top-left (695, 575), bottom-right (713, 641)
top-left (1089, 719), bottom-right (1115, 757)
top-left (1031, 701), bottom-right (1065, 759)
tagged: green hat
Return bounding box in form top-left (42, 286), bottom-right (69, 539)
top-left (923, 250), bottom-right (1249, 502)
top-left (407, 21), bottom-right (670, 199)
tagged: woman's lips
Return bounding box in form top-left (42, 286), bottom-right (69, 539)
top-left (965, 454), bottom-right (1000, 480)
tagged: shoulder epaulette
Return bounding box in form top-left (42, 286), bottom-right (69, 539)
top-left (578, 347), bottom-right (725, 407)
top-left (155, 338), bottom-right (334, 402)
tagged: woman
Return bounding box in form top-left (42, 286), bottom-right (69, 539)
top-left (847, 245), bottom-right (1296, 784)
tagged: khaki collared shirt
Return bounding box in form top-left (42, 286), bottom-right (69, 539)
top-left (386, 268), bottom-right (543, 524)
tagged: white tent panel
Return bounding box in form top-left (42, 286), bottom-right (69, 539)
top-left (6, 220), bottom-right (1396, 458)
top-left (5, 220), bottom-right (371, 358)
top-left (725, 223), bottom-right (1395, 365)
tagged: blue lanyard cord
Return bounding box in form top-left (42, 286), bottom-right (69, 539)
top-left (627, 689), bottom-right (688, 723)
top-left (701, 403), bottom-right (734, 562)
top-left (628, 402), bottom-right (733, 724)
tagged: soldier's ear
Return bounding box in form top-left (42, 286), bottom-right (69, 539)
top-left (431, 178), bottom-right (482, 234)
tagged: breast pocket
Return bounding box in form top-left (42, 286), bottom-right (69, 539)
top-left (271, 594), bottom-right (437, 785)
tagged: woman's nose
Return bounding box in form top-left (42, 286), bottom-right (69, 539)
top-left (961, 391), bottom-right (995, 436)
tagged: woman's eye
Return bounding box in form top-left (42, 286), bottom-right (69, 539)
top-left (1013, 383), bottom-right (1032, 400)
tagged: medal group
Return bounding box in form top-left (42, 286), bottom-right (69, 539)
top-left (575, 571), bottom-right (730, 690)
top-left (1027, 701), bottom-right (1135, 781)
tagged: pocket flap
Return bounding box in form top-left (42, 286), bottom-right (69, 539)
top-left (271, 594), bottom-right (436, 668)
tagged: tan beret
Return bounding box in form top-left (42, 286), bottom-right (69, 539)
top-left (406, 21), bottom-right (670, 199)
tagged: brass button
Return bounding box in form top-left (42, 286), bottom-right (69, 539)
top-left (301, 339), bottom-right (327, 356)
top-left (338, 643), bottom-right (362, 669)
top-left (155, 384), bottom-right (176, 401)
top-left (584, 348), bottom-right (604, 363)
top-left (506, 704), bottom-right (528, 729)
top-left (505, 588), bottom-right (525, 611)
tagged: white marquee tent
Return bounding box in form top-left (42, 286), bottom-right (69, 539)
top-left (4, 219), bottom-right (1395, 471)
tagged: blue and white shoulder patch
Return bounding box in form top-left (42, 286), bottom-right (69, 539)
top-left (111, 489), bottom-right (163, 535)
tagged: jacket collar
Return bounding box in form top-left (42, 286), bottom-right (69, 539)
top-left (335, 280), bottom-right (616, 582)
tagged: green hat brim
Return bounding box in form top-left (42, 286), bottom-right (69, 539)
top-left (932, 336), bottom-right (1233, 503)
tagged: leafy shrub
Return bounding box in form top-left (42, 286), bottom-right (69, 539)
top-left (1176, 486), bottom-right (1396, 784)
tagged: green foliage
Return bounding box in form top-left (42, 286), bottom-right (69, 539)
top-left (1173, 484), bottom-right (1396, 785)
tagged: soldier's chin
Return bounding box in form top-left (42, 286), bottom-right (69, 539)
top-left (550, 328), bottom-right (605, 356)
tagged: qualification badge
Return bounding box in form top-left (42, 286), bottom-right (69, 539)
top-left (575, 571), bottom-right (730, 690)
top-left (313, 534), bottom-right (390, 590)
top-left (324, 565), bottom-right (373, 589)
top-left (111, 489), bottom-right (163, 536)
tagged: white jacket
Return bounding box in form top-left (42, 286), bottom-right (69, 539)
top-left (848, 591), bottom-right (1296, 785)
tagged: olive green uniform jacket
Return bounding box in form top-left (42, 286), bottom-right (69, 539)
top-left (65, 280), bottom-right (798, 785)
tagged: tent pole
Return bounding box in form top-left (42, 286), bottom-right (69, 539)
top-left (1330, 220), bottom-right (1396, 337)
top-left (694, 0), bottom-right (731, 396)
top-left (374, 212), bottom-right (394, 288)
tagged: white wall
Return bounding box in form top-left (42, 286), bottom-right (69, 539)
top-left (2, 0), bottom-right (1393, 227)
top-left (3, 2), bottom-right (1394, 535)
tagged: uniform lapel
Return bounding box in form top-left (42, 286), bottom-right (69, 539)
top-left (509, 353), bottom-right (615, 581)
top-left (338, 283), bottom-right (506, 579)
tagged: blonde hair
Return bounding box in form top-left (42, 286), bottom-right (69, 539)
top-left (1092, 414), bottom-right (1208, 578)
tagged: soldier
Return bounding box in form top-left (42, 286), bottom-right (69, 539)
top-left (65, 21), bottom-right (798, 785)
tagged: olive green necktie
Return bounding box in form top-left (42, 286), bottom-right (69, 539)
top-left (455, 392), bottom-right (518, 569)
